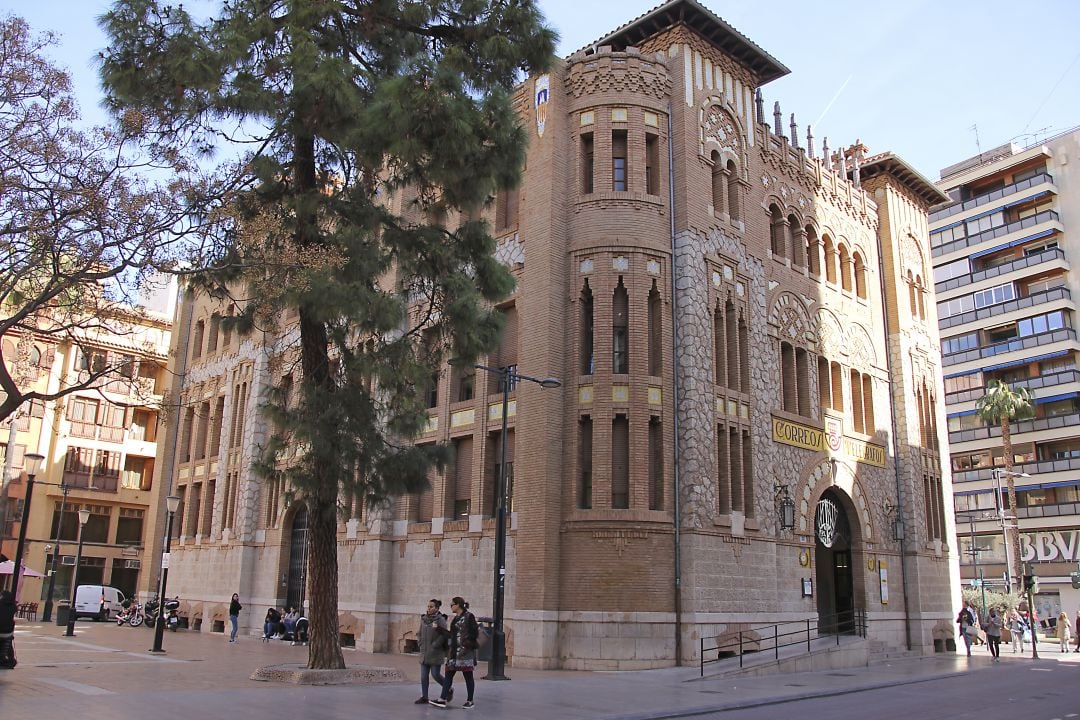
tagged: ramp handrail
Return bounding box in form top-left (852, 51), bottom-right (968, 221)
top-left (699, 608), bottom-right (868, 676)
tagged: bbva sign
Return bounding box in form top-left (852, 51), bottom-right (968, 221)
top-left (1019, 531), bottom-right (1080, 563)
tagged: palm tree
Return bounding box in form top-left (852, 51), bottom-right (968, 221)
top-left (975, 380), bottom-right (1035, 589)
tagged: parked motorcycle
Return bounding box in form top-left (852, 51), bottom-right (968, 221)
top-left (142, 598), bottom-right (159, 630)
top-left (115, 600), bottom-right (144, 627)
top-left (164, 598), bottom-right (180, 632)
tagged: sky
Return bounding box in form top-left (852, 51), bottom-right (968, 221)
top-left (7, 0), bottom-right (1080, 181)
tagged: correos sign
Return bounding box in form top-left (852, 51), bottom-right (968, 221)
top-left (1019, 531), bottom-right (1080, 562)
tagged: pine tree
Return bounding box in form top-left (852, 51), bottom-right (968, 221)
top-left (99, 0), bottom-right (555, 669)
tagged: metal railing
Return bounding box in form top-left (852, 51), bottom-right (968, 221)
top-left (933, 210), bottom-right (1061, 258)
top-left (935, 247), bottom-right (1066, 294)
top-left (699, 608), bottom-right (868, 676)
top-left (945, 369), bottom-right (1080, 406)
top-left (939, 286), bottom-right (1072, 331)
top-left (930, 173), bottom-right (1054, 223)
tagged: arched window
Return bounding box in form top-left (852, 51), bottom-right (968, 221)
top-left (612, 278), bottom-right (629, 374)
top-left (823, 234), bottom-right (837, 284)
top-left (789, 214), bottom-right (805, 268)
top-left (839, 243), bottom-right (853, 292)
top-left (806, 226), bottom-right (820, 276)
top-left (726, 160), bottom-right (740, 220)
top-left (648, 282), bottom-right (662, 376)
top-left (915, 274), bottom-right (927, 320)
top-left (580, 280), bottom-right (594, 374)
top-left (780, 341), bottom-right (796, 413)
top-left (830, 361), bottom-right (844, 412)
top-left (850, 369), bottom-right (865, 433)
top-left (711, 151), bottom-right (726, 215)
top-left (769, 205), bottom-right (786, 258)
top-left (853, 251), bottom-right (867, 299)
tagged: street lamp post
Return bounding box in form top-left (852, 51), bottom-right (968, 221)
top-left (9, 453), bottom-right (44, 601)
top-left (962, 512), bottom-right (989, 616)
top-left (64, 507), bottom-right (91, 637)
top-left (150, 495), bottom-right (181, 653)
top-left (468, 363), bottom-right (559, 682)
top-left (41, 482), bottom-right (70, 623)
top-left (991, 468), bottom-right (1029, 591)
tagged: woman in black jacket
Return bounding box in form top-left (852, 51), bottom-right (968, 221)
top-left (228, 593), bottom-right (242, 643)
top-left (430, 596), bottom-right (479, 709)
top-left (0, 590), bottom-right (17, 668)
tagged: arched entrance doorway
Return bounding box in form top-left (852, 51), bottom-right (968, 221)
top-left (815, 489), bottom-right (855, 633)
top-left (286, 505), bottom-right (308, 612)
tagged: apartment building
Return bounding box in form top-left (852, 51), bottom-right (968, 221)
top-left (1, 284), bottom-right (174, 606)
top-left (153, 0), bottom-right (958, 668)
top-left (932, 128), bottom-right (1080, 623)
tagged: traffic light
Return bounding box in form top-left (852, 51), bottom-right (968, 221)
top-left (1023, 573), bottom-right (1036, 591)
top-left (1071, 573), bottom-right (1080, 590)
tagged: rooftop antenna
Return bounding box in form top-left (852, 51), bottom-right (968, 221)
top-left (970, 124), bottom-right (982, 155)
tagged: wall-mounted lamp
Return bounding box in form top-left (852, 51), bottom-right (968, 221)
top-left (775, 484), bottom-right (795, 531)
top-left (883, 500), bottom-right (904, 541)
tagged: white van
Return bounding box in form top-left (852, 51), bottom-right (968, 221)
top-left (73, 585), bottom-right (126, 621)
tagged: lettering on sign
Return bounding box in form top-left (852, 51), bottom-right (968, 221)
top-left (771, 416), bottom-right (886, 467)
top-left (1019, 531), bottom-right (1080, 563)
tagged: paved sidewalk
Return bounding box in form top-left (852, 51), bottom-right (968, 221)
top-left (1, 619), bottom-right (1076, 719)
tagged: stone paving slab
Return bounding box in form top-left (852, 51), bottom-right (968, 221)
top-left (1, 619), bottom-right (1076, 720)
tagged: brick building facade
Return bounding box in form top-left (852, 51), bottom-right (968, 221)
top-left (149, 0), bottom-right (959, 668)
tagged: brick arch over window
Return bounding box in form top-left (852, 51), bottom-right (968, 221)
top-left (769, 203), bottom-right (786, 258)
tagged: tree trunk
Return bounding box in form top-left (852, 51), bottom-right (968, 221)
top-left (1001, 417), bottom-right (1022, 590)
top-left (294, 128), bottom-right (345, 670)
top-left (305, 486), bottom-right (344, 669)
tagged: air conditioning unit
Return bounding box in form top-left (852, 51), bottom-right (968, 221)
top-left (61, 555), bottom-right (76, 565)
top-left (124, 559), bottom-right (141, 569)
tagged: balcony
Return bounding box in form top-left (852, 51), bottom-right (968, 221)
top-left (946, 369), bottom-right (1080, 406)
top-left (932, 210), bottom-right (1061, 258)
top-left (952, 456), bottom-right (1080, 484)
top-left (948, 411), bottom-right (1080, 444)
top-left (939, 286), bottom-right (1072, 330)
top-left (942, 327), bottom-right (1076, 367)
top-left (930, 173), bottom-right (1055, 224)
top-left (935, 247), bottom-right (1067, 294)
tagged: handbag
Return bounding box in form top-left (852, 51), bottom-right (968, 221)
top-left (1022, 629), bottom-right (1032, 643)
top-left (964, 624), bottom-right (978, 638)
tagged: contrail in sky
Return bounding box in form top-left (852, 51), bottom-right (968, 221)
top-left (815, 74), bottom-right (852, 128)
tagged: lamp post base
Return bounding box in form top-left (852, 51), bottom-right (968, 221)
top-left (484, 630), bottom-right (510, 681)
top-left (41, 599), bottom-right (53, 623)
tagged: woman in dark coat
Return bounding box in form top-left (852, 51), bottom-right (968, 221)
top-left (414, 598), bottom-right (449, 704)
top-left (430, 596), bottom-right (479, 709)
top-left (0, 590), bottom-right (17, 668)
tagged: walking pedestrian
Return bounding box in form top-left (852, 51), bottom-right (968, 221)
top-left (1074, 609), bottom-right (1080, 652)
top-left (1055, 610), bottom-right (1072, 653)
top-left (1007, 608), bottom-right (1027, 654)
top-left (414, 599), bottom-right (449, 705)
top-left (957, 600), bottom-right (977, 657)
top-left (430, 596), bottom-right (479, 709)
top-left (228, 593), bottom-right (242, 642)
top-left (983, 608), bottom-right (1002, 662)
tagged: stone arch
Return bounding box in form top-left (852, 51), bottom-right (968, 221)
top-left (700, 99), bottom-right (745, 168)
top-left (845, 323), bottom-right (878, 370)
top-left (813, 308), bottom-right (844, 358)
top-left (795, 457), bottom-right (873, 544)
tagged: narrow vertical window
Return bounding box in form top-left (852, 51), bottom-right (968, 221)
top-left (173, 487), bottom-right (186, 538)
top-left (192, 320), bottom-right (205, 359)
top-left (830, 362), bottom-right (844, 412)
top-left (854, 251), bottom-right (867, 299)
top-left (578, 416), bottom-right (593, 509)
top-left (781, 341), bottom-right (796, 413)
top-left (202, 479), bottom-right (215, 536)
top-left (452, 437), bottom-right (473, 519)
top-left (741, 428), bottom-right (754, 518)
top-left (581, 132), bottom-right (594, 194)
top-left (796, 348), bottom-right (810, 416)
top-left (648, 282), bottom-right (662, 376)
top-left (839, 243), bottom-right (853, 292)
top-left (769, 205), bottom-right (785, 257)
top-left (208, 314), bottom-right (220, 353)
top-left (789, 214), bottom-right (804, 268)
top-left (908, 271), bottom-right (917, 315)
top-left (612, 278), bottom-right (629, 374)
top-left (729, 426), bottom-right (743, 512)
top-left (495, 188), bottom-right (519, 233)
top-left (714, 303), bottom-right (726, 385)
top-left (806, 226), bottom-right (820, 276)
top-left (726, 160), bottom-right (740, 220)
top-left (711, 151), bottom-right (726, 214)
top-left (725, 301), bottom-right (738, 389)
top-left (646, 133), bottom-right (660, 195)
top-left (824, 235), bottom-right (837, 284)
top-left (738, 314), bottom-right (750, 393)
top-left (612, 130), bottom-right (628, 191)
top-left (851, 369), bottom-right (864, 433)
top-left (648, 416), bottom-right (663, 510)
top-left (818, 356), bottom-right (831, 413)
top-left (717, 424), bottom-right (730, 514)
top-left (916, 275), bottom-right (927, 320)
top-left (580, 281), bottom-right (594, 375)
top-left (862, 374), bottom-right (875, 433)
top-left (611, 414), bottom-right (629, 509)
